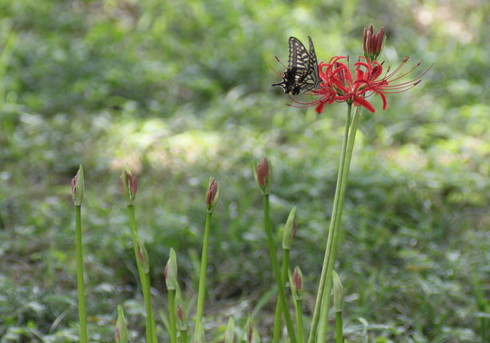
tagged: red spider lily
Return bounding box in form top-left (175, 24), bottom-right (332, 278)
top-left (294, 56), bottom-right (431, 114)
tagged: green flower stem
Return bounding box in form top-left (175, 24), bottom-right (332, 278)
top-left (179, 329), bottom-right (187, 343)
top-left (316, 273), bottom-right (331, 343)
top-left (75, 205), bottom-right (88, 343)
top-left (295, 296), bottom-right (304, 343)
top-left (144, 272), bottom-right (158, 343)
top-left (272, 293), bottom-right (282, 343)
top-left (194, 211), bottom-right (213, 343)
top-left (319, 107), bottom-right (362, 343)
top-left (127, 204), bottom-right (156, 343)
top-left (263, 195), bottom-right (297, 343)
top-left (273, 248), bottom-right (291, 343)
top-left (168, 289), bottom-right (177, 343)
top-left (308, 105), bottom-right (361, 343)
top-left (335, 311), bottom-right (343, 343)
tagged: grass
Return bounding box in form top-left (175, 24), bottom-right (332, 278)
top-left (0, 0), bottom-right (489, 342)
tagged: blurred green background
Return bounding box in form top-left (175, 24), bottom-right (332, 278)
top-left (0, 0), bottom-right (489, 342)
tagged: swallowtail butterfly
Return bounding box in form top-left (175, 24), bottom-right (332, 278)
top-left (272, 36), bottom-right (320, 95)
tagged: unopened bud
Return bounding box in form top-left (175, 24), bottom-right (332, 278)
top-left (115, 305), bottom-right (128, 343)
top-left (205, 177), bottom-right (219, 213)
top-left (121, 167), bottom-right (137, 204)
top-left (136, 239), bottom-right (149, 274)
top-left (363, 24), bottom-right (385, 61)
top-left (71, 164), bottom-right (85, 206)
top-left (177, 304), bottom-right (185, 323)
top-left (253, 158), bottom-right (271, 194)
top-left (224, 317), bottom-right (235, 343)
top-left (247, 318), bottom-right (260, 343)
top-left (176, 285), bottom-right (188, 331)
top-left (292, 266), bottom-right (303, 299)
top-left (282, 207), bottom-right (297, 250)
top-left (165, 248), bottom-right (178, 291)
top-left (332, 270), bottom-right (344, 313)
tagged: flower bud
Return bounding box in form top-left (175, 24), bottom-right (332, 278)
top-left (175, 282), bottom-right (187, 330)
top-left (177, 304), bottom-right (185, 324)
top-left (332, 270), bottom-right (344, 313)
top-left (293, 266), bottom-right (303, 295)
top-left (224, 317), bottom-right (235, 343)
top-left (247, 317), bottom-right (260, 343)
top-left (363, 24), bottom-right (385, 61)
top-left (71, 164), bottom-right (85, 206)
top-left (176, 303), bottom-right (187, 331)
top-left (165, 248), bottom-right (178, 291)
top-left (121, 167), bottom-right (137, 205)
top-left (282, 207), bottom-right (297, 250)
top-left (253, 158), bottom-right (271, 194)
top-left (136, 239), bottom-right (150, 274)
top-left (206, 177), bottom-right (219, 213)
top-left (115, 305), bottom-right (128, 343)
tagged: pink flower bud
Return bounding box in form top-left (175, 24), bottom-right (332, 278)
top-left (293, 266), bottom-right (303, 293)
top-left (177, 305), bottom-right (185, 322)
top-left (256, 157), bottom-right (269, 187)
top-left (71, 165), bottom-right (84, 206)
top-left (206, 177), bottom-right (219, 213)
top-left (363, 24), bottom-right (385, 61)
top-left (121, 168), bottom-right (137, 204)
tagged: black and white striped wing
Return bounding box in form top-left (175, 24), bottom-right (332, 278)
top-left (289, 36), bottom-right (311, 75)
top-left (305, 36), bottom-right (320, 91)
top-left (273, 36), bottom-right (320, 95)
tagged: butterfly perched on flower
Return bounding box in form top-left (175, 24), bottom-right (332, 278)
top-left (272, 36), bottom-right (320, 95)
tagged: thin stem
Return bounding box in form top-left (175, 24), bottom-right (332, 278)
top-left (168, 289), bottom-right (177, 343)
top-left (194, 212), bottom-right (213, 343)
top-left (295, 297), bottom-right (304, 343)
top-left (75, 205), bottom-right (88, 343)
top-left (273, 248), bottom-right (291, 343)
top-left (273, 249), bottom-right (289, 343)
top-left (179, 329), bottom-right (187, 343)
top-left (144, 272), bottom-right (158, 343)
top-left (308, 104), bottom-right (352, 343)
top-left (273, 291), bottom-right (282, 343)
top-left (128, 204), bottom-right (156, 343)
top-left (335, 312), bottom-right (343, 343)
top-left (316, 273), bottom-right (331, 343)
top-left (263, 194), bottom-right (297, 343)
top-left (316, 106), bottom-right (362, 343)
top-left (281, 249), bottom-right (290, 297)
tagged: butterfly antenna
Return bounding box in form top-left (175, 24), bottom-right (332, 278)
top-left (270, 56), bottom-right (286, 77)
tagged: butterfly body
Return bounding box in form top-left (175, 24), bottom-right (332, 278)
top-left (273, 36), bottom-right (320, 95)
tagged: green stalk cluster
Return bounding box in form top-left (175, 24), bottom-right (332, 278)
top-left (309, 105), bottom-right (362, 343)
top-left (263, 194), bottom-right (297, 343)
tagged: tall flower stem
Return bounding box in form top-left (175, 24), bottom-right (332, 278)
top-left (295, 296), bottom-right (304, 343)
top-left (263, 194), bottom-right (297, 343)
top-left (272, 248), bottom-right (291, 343)
top-left (317, 107), bottom-right (361, 342)
top-left (308, 105), bottom-right (362, 343)
top-left (168, 289), bottom-right (177, 343)
top-left (75, 205), bottom-right (88, 343)
top-left (335, 311), bottom-right (343, 343)
top-left (127, 204), bottom-right (156, 343)
top-left (144, 272), bottom-right (158, 343)
top-left (179, 329), bottom-right (188, 343)
top-left (272, 292), bottom-right (282, 343)
top-left (193, 211), bottom-right (213, 343)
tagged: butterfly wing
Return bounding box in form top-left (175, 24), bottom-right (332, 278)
top-left (273, 36), bottom-right (320, 95)
top-left (305, 36), bottom-right (320, 91)
top-left (289, 36), bottom-right (310, 74)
